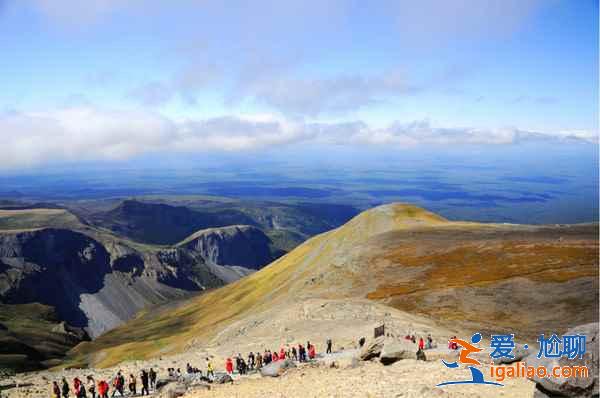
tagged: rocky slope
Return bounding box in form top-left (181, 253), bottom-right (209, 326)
top-left (64, 204), bottom-right (598, 369)
top-left (0, 303), bottom-right (89, 372)
top-left (0, 216), bottom-right (281, 371)
top-left (177, 225), bottom-right (284, 270)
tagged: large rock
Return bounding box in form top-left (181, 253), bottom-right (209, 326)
top-left (379, 339), bottom-right (417, 365)
top-left (527, 323), bottom-right (598, 398)
top-left (360, 336), bottom-right (386, 361)
top-left (155, 376), bottom-right (178, 390)
top-left (319, 350), bottom-right (361, 369)
top-left (157, 381), bottom-right (187, 398)
top-left (214, 373), bottom-right (233, 384)
top-left (260, 359), bottom-right (297, 377)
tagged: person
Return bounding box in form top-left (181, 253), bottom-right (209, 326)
top-left (240, 358), bottom-right (247, 375)
top-left (176, 368), bottom-right (182, 378)
top-left (206, 359), bottom-right (214, 379)
top-left (418, 337), bottom-right (425, 350)
top-left (149, 368), bottom-right (157, 390)
top-left (298, 344), bottom-right (305, 362)
top-left (417, 348), bottom-right (427, 361)
top-left (226, 358), bottom-right (234, 374)
top-left (52, 381), bottom-right (61, 398)
top-left (128, 374), bottom-right (136, 396)
top-left (256, 352), bottom-right (262, 369)
top-left (235, 354), bottom-right (242, 374)
top-left (279, 347), bottom-right (286, 360)
top-left (62, 378), bottom-right (70, 398)
top-left (272, 351), bottom-right (279, 362)
top-left (359, 337), bottom-right (366, 347)
top-left (291, 346), bottom-right (297, 361)
top-left (450, 336), bottom-right (458, 350)
top-left (248, 352), bottom-right (255, 369)
top-left (111, 372), bottom-right (124, 397)
top-left (140, 370), bottom-right (149, 396)
top-left (186, 363), bottom-right (192, 374)
top-left (411, 335), bottom-right (416, 344)
top-left (87, 376), bottom-right (96, 398)
top-left (308, 343), bottom-right (316, 360)
top-left (97, 380), bottom-right (109, 398)
top-left (326, 338), bottom-right (332, 354)
top-left (427, 334), bottom-right (433, 349)
top-left (72, 378), bottom-right (83, 398)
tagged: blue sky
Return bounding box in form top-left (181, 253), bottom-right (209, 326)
top-left (0, 0), bottom-right (597, 170)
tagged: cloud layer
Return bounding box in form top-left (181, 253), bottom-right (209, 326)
top-left (1, 106), bottom-right (596, 170)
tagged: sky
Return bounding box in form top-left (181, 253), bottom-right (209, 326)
top-left (0, 0), bottom-right (597, 170)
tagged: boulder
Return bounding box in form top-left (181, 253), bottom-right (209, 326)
top-left (157, 381), bottom-right (187, 398)
top-left (527, 323), bottom-right (598, 398)
top-left (260, 359), bottom-right (297, 377)
top-left (360, 336), bottom-right (386, 361)
top-left (182, 373), bottom-right (212, 387)
top-left (379, 339), bottom-right (416, 365)
top-left (214, 373), bottom-right (233, 384)
top-left (495, 344), bottom-right (530, 364)
top-left (318, 349), bottom-right (360, 369)
top-left (321, 356), bottom-right (360, 369)
top-left (155, 377), bottom-right (178, 390)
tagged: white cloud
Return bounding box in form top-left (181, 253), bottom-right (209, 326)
top-left (235, 69), bottom-right (420, 116)
top-left (0, 106), bottom-right (595, 170)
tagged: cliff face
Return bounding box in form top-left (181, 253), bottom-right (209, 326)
top-left (0, 225), bottom-right (276, 339)
top-left (178, 225), bottom-right (282, 270)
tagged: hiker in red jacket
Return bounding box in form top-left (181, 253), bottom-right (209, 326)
top-left (279, 348), bottom-right (286, 360)
top-left (111, 372), bottom-right (125, 397)
top-left (97, 380), bottom-right (109, 398)
top-left (308, 344), bottom-right (316, 359)
top-left (272, 351), bottom-right (279, 361)
top-left (418, 337), bottom-right (425, 350)
top-left (226, 358), bottom-right (234, 374)
top-left (73, 377), bottom-right (84, 398)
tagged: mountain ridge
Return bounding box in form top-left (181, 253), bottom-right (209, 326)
top-left (65, 203), bottom-right (599, 368)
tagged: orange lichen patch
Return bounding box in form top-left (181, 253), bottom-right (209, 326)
top-left (367, 241), bottom-right (598, 299)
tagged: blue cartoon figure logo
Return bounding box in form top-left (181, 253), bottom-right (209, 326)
top-left (437, 333), bottom-right (503, 387)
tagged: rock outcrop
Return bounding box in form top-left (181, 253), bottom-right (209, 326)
top-left (359, 337), bottom-right (386, 361)
top-left (528, 323), bottom-right (598, 398)
top-left (177, 225), bottom-right (277, 270)
top-left (260, 359), bottom-right (297, 377)
top-left (379, 339), bottom-right (416, 365)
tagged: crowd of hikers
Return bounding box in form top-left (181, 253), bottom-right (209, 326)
top-left (224, 341), bottom-right (318, 375)
top-left (404, 333), bottom-right (434, 350)
top-left (51, 369), bottom-right (157, 398)
top-left (50, 334), bottom-right (440, 397)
